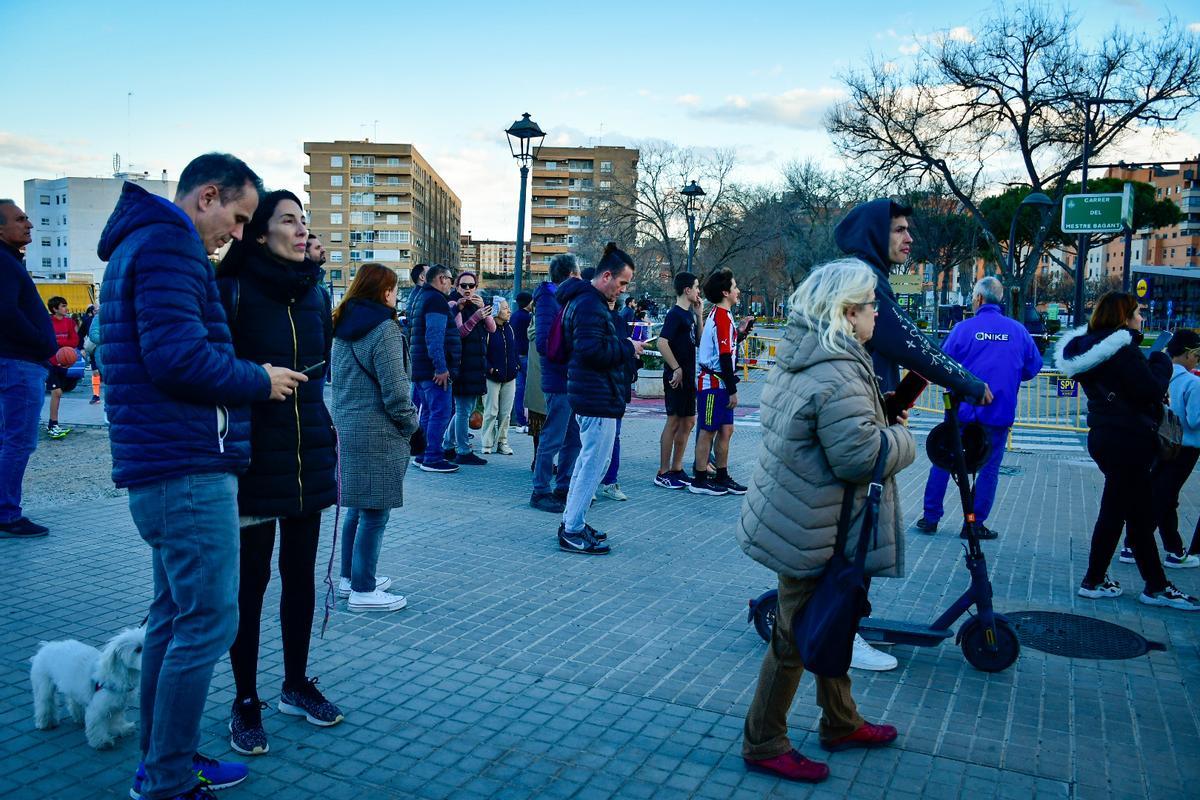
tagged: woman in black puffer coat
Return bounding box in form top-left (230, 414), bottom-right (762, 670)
top-left (216, 190), bottom-right (342, 757)
top-left (1056, 291), bottom-right (1198, 611)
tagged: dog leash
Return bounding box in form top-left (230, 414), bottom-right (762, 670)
top-left (319, 427), bottom-right (342, 639)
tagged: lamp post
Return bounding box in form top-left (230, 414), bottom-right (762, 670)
top-left (1069, 95), bottom-right (1133, 324)
top-left (1006, 191), bottom-right (1056, 315)
top-left (505, 112), bottom-right (546, 297)
top-left (681, 180), bottom-right (705, 274)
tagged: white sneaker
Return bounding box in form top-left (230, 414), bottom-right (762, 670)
top-left (850, 634), bottom-right (898, 671)
top-left (1164, 552), bottom-right (1200, 569)
top-left (498, 443), bottom-right (514, 455)
top-left (337, 575), bottom-right (392, 599)
top-left (1139, 583), bottom-right (1200, 611)
top-left (597, 483), bottom-right (629, 501)
top-left (348, 589), bottom-right (408, 612)
top-left (482, 447), bottom-right (493, 454)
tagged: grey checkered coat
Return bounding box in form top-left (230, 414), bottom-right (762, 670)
top-left (332, 318), bottom-right (419, 509)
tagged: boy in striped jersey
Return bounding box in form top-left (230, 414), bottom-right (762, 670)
top-left (690, 268), bottom-right (747, 496)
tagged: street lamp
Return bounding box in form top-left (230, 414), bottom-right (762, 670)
top-left (505, 112), bottom-right (546, 296)
top-left (681, 180), bottom-right (705, 274)
top-left (1006, 191), bottom-right (1056, 314)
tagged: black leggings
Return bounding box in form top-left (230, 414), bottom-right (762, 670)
top-left (229, 512), bottom-right (321, 700)
top-left (1086, 430), bottom-right (1168, 593)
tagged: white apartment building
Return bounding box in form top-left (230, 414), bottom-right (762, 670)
top-left (23, 172), bottom-right (177, 282)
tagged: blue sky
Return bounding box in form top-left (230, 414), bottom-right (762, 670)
top-left (3, 0), bottom-right (1198, 238)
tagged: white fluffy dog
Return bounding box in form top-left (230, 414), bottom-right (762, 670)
top-left (30, 626), bottom-right (145, 749)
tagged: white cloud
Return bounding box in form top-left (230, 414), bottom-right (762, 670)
top-left (947, 26), bottom-right (975, 43)
top-left (0, 132), bottom-right (107, 177)
top-left (1188, 22), bottom-right (1200, 33)
top-left (675, 94), bottom-right (702, 108)
top-left (1103, 125), bottom-right (1200, 166)
top-left (899, 42), bottom-right (920, 55)
top-left (691, 87), bottom-right (846, 130)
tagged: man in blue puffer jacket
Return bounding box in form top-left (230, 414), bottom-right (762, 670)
top-left (408, 264), bottom-right (461, 472)
top-left (529, 254), bottom-right (583, 513)
top-left (915, 277), bottom-right (1042, 540)
top-left (98, 153), bottom-right (305, 800)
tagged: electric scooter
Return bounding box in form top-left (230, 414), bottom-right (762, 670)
top-left (748, 392), bottom-right (1020, 673)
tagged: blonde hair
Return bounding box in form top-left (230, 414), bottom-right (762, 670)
top-left (789, 258), bottom-right (878, 354)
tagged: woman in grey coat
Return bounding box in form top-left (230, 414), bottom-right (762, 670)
top-left (331, 263), bottom-right (420, 612)
top-left (737, 259), bottom-right (916, 784)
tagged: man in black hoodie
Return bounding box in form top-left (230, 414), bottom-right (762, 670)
top-left (834, 199), bottom-right (991, 404)
top-left (0, 200), bottom-right (56, 539)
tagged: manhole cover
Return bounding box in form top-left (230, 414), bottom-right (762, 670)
top-left (1008, 611), bottom-right (1166, 659)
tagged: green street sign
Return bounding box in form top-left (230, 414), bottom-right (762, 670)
top-left (1061, 185), bottom-right (1134, 234)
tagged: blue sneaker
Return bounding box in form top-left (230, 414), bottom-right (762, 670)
top-left (131, 753), bottom-right (248, 798)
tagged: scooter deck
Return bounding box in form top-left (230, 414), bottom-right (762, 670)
top-left (859, 620), bottom-right (955, 646)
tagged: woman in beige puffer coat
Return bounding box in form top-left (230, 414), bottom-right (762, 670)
top-left (738, 258), bottom-right (916, 784)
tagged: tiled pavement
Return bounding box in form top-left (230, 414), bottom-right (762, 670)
top-left (4, 390), bottom-right (1199, 799)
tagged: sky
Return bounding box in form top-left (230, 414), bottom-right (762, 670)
top-left (3, 0), bottom-right (1198, 240)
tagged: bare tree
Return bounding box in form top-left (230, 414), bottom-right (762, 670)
top-left (827, 5), bottom-right (1200, 307)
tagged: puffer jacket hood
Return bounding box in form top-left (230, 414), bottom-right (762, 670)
top-left (533, 279), bottom-right (569, 394)
top-left (737, 314), bottom-right (916, 579)
top-left (98, 183), bottom-right (193, 262)
top-left (555, 276), bottom-right (590, 305)
top-left (335, 299), bottom-right (395, 342)
top-left (1054, 325), bottom-right (1137, 377)
top-left (834, 198), bottom-right (894, 287)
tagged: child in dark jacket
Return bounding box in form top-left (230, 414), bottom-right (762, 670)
top-left (482, 298), bottom-right (519, 455)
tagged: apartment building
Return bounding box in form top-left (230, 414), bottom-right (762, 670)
top-left (303, 141), bottom-right (461, 292)
top-left (529, 145), bottom-right (638, 273)
top-left (24, 172), bottom-right (177, 283)
top-left (459, 234), bottom-right (529, 283)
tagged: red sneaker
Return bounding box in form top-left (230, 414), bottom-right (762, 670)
top-left (820, 721), bottom-right (898, 752)
top-left (744, 749), bottom-right (830, 783)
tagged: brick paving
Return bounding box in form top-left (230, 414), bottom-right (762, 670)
top-left (3, 380), bottom-right (1198, 799)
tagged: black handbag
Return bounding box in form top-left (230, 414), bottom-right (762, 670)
top-left (791, 434), bottom-right (889, 678)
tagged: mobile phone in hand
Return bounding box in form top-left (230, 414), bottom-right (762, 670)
top-left (885, 371), bottom-right (929, 420)
top-left (300, 361), bottom-right (326, 376)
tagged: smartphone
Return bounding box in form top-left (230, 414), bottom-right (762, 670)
top-left (300, 361), bottom-right (326, 376)
top-left (886, 370), bottom-right (930, 420)
top-left (1150, 331), bottom-right (1173, 354)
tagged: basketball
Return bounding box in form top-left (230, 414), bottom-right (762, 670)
top-left (55, 347), bottom-right (78, 367)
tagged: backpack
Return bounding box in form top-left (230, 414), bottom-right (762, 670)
top-left (546, 304), bottom-right (571, 365)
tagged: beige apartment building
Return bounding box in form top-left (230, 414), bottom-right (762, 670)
top-left (303, 141), bottom-right (461, 292)
top-left (459, 234), bottom-right (529, 284)
top-left (529, 145), bottom-right (638, 273)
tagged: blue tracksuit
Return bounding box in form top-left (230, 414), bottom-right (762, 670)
top-left (922, 303), bottom-right (1043, 524)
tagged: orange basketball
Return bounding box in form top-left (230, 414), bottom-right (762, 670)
top-left (55, 347), bottom-right (78, 367)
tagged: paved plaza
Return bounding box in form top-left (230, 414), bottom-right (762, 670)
top-left (3, 379), bottom-right (1199, 799)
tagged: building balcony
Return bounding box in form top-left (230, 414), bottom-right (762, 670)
top-left (531, 243), bottom-right (569, 254)
top-left (531, 206), bottom-right (566, 217)
top-left (532, 186), bottom-right (569, 197)
top-left (531, 224), bottom-right (569, 235)
top-left (373, 163), bottom-right (413, 175)
top-left (534, 168), bottom-right (570, 179)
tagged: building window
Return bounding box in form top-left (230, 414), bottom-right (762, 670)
top-left (600, 180), bottom-right (612, 189)
top-left (41, 218), bottom-right (49, 226)
top-left (40, 195), bottom-right (50, 205)
top-left (568, 215), bottom-right (582, 228)
top-left (349, 250), bottom-right (363, 262)
top-left (41, 237), bottom-right (50, 247)
top-left (600, 161), bottom-right (613, 173)
top-left (330, 269), bottom-right (343, 279)
top-left (387, 214), bottom-right (399, 224)
top-left (350, 193), bottom-right (375, 205)
top-left (330, 155), bottom-right (343, 167)
top-left (63, 257), bottom-right (68, 269)
top-left (330, 175), bottom-right (344, 187)
top-left (329, 251), bottom-right (343, 263)
top-left (350, 155), bottom-right (375, 167)
top-left (330, 232), bottom-right (343, 242)
top-left (330, 213), bottom-right (343, 224)
top-left (543, 161), bottom-right (557, 170)
top-left (42, 258), bottom-right (52, 268)
top-left (387, 157), bottom-right (401, 166)
top-left (330, 194), bottom-right (343, 205)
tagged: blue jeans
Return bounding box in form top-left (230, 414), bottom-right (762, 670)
top-left (339, 508), bottom-right (391, 593)
top-left (415, 380), bottom-right (452, 463)
top-left (442, 395), bottom-right (478, 455)
top-left (922, 424), bottom-right (1009, 524)
top-left (128, 473), bottom-right (240, 800)
top-left (564, 416), bottom-right (617, 533)
top-left (532, 392), bottom-right (580, 496)
top-left (513, 355), bottom-right (528, 426)
top-left (0, 357), bottom-right (46, 524)
top-left (602, 419), bottom-right (623, 486)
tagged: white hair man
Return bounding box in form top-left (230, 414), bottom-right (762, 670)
top-left (915, 276), bottom-right (1043, 540)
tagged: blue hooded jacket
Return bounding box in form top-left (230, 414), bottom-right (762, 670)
top-left (835, 199), bottom-right (985, 402)
top-left (942, 304), bottom-right (1042, 427)
top-left (558, 277), bottom-right (637, 419)
top-left (97, 182), bottom-right (270, 488)
top-left (533, 279), bottom-right (568, 394)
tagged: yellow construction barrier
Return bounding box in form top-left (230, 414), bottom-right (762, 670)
top-left (740, 333), bottom-right (782, 382)
top-left (912, 371), bottom-right (1088, 433)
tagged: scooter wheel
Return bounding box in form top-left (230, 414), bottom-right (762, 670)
top-left (750, 590), bottom-right (778, 643)
top-left (959, 618), bottom-right (1020, 672)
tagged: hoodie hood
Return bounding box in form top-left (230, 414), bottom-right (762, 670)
top-left (555, 276), bottom-right (592, 305)
top-left (1055, 325), bottom-right (1135, 377)
top-left (334, 298), bottom-right (395, 341)
top-left (834, 198), bottom-right (895, 280)
top-left (98, 182), bottom-right (196, 262)
top-left (777, 312), bottom-right (875, 378)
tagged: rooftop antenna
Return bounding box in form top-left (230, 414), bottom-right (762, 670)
top-left (126, 92), bottom-right (133, 167)
top-left (113, 153), bottom-right (121, 175)
top-left (598, 122), bottom-right (604, 146)
top-left (361, 120), bottom-right (379, 142)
